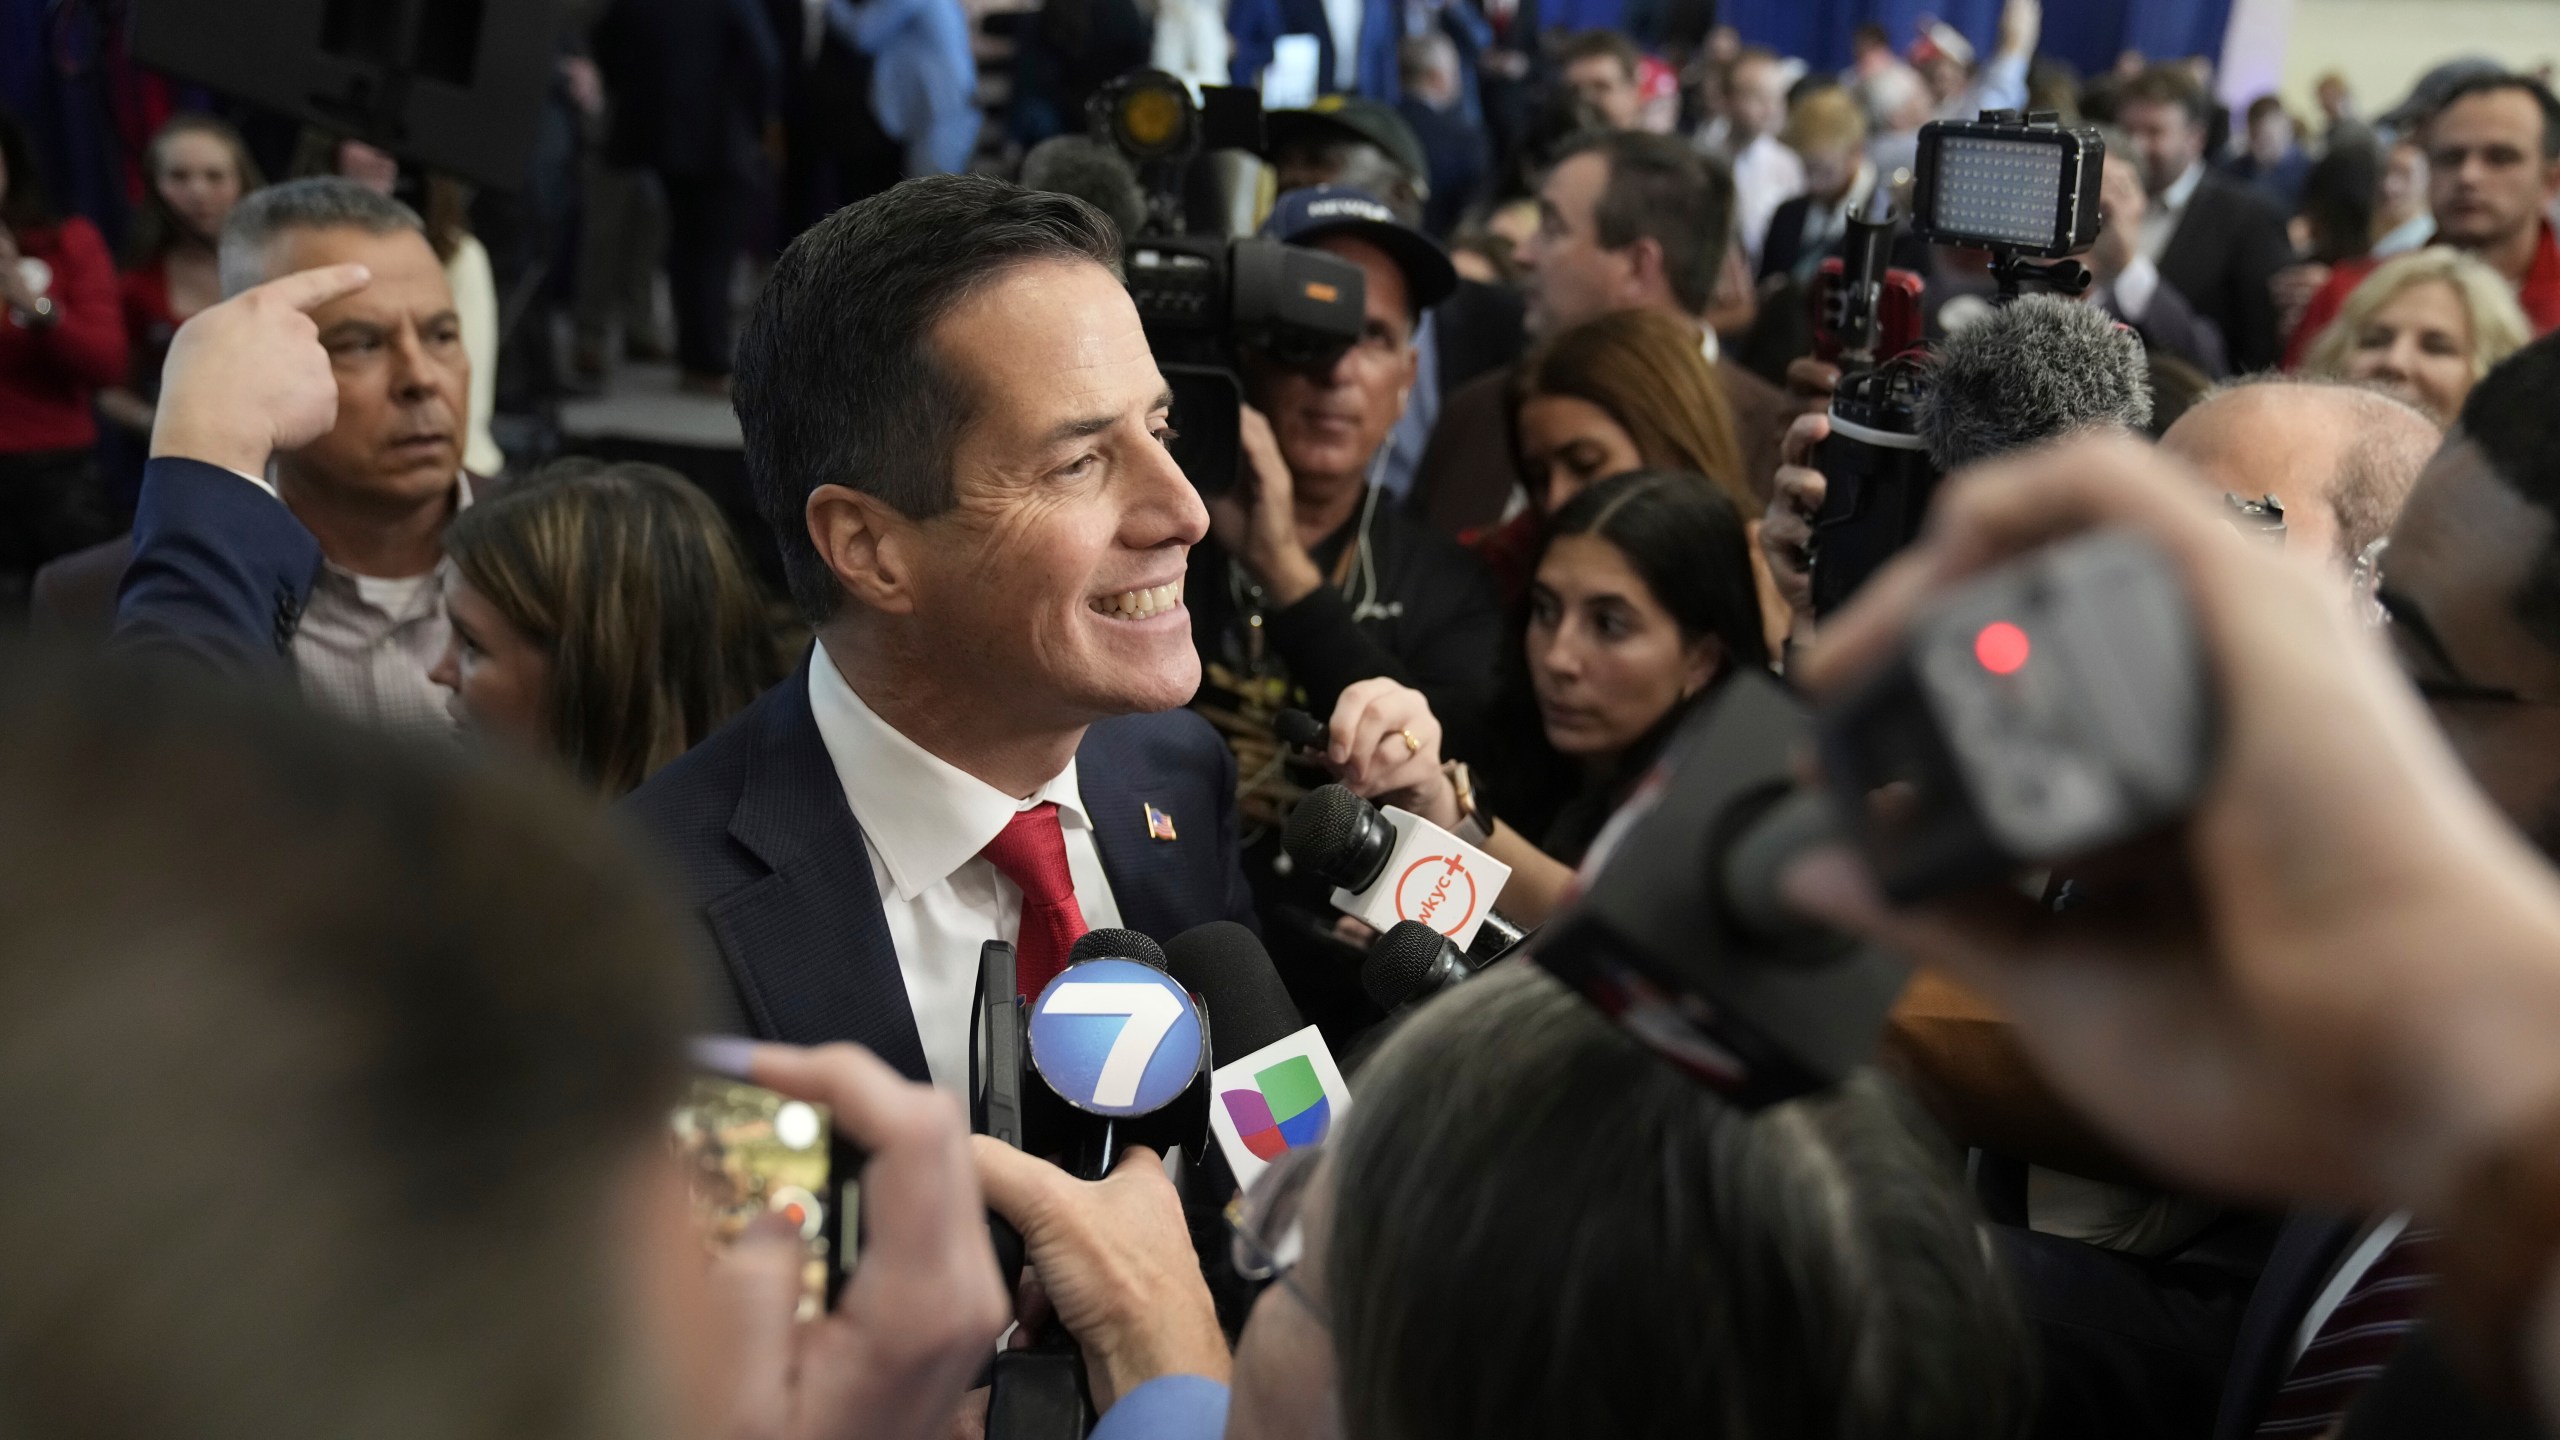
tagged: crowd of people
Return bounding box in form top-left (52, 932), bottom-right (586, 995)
top-left (9, 4), bottom-right (2560, 1440)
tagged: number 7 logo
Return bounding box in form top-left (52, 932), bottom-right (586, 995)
top-left (1041, 981), bottom-right (1188, 1108)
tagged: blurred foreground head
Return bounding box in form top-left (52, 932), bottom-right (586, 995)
top-left (0, 656), bottom-right (694, 1439)
top-left (1231, 963), bottom-right (2029, 1440)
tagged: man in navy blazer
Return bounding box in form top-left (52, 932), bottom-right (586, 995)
top-left (620, 176), bottom-right (1258, 1086)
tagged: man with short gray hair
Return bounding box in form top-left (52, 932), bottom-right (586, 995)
top-left (35, 176), bottom-right (483, 733)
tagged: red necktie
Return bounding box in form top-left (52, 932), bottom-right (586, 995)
top-left (2251, 1225), bottom-right (2439, 1438)
top-left (979, 802), bottom-right (1088, 1001)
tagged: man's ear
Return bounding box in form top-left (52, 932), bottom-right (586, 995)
top-left (1620, 235), bottom-right (1669, 307)
top-left (806, 483), bottom-right (920, 616)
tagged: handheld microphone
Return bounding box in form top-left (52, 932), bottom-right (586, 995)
top-left (1171, 921), bottom-right (1354, 1190)
top-left (1068, 927), bottom-right (1168, 970)
top-left (1916, 295), bottom-right (2152, 475)
top-left (982, 930), bottom-right (1211, 1181)
top-left (1282, 784), bottom-right (1515, 950)
top-left (1362, 920), bottom-right (1477, 1008)
top-left (1272, 707), bottom-right (1327, 752)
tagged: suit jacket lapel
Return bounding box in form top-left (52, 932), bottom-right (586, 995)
top-left (1080, 721), bottom-right (1190, 945)
top-left (709, 662), bottom-right (931, 1078)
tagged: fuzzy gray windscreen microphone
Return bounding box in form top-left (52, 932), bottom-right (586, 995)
top-left (1019, 136), bottom-right (1149, 249)
top-left (1917, 295), bottom-right (2154, 472)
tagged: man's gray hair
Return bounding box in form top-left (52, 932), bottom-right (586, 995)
top-left (218, 177), bottom-right (426, 297)
top-left (1918, 295), bottom-right (2154, 472)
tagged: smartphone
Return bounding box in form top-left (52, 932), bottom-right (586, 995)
top-left (668, 1072), bottom-right (865, 1318)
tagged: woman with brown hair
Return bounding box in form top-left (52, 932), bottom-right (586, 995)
top-left (429, 458), bottom-right (782, 797)
top-left (101, 115), bottom-right (264, 457)
top-left (1475, 305), bottom-right (1784, 656)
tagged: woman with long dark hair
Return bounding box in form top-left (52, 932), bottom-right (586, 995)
top-left (1323, 470), bottom-right (1769, 924)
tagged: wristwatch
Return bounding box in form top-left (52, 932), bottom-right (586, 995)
top-left (1443, 760), bottom-right (1491, 846)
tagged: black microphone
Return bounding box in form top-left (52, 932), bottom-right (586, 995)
top-left (1166, 920), bottom-right (1306, 1065)
top-left (1283, 783), bottom-right (1518, 949)
top-left (1272, 707), bottom-right (1327, 753)
top-left (1166, 921), bottom-right (1350, 1193)
top-left (1282, 783), bottom-right (1395, 891)
top-left (1068, 927), bottom-right (1168, 970)
top-left (1363, 920), bottom-right (1473, 1008)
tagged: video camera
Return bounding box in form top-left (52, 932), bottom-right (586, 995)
top-left (1088, 70), bottom-right (1369, 496)
top-left (1809, 111), bottom-right (2108, 616)
top-left (1536, 528), bottom-right (2212, 1106)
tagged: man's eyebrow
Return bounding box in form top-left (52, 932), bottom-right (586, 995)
top-left (2377, 586), bottom-right (2462, 675)
top-left (1042, 391), bottom-right (1176, 445)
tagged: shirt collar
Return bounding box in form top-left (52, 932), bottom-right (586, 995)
top-left (805, 641), bottom-right (1092, 902)
top-left (2159, 160), bottom-right (2206, 216)
top-left (310, 470), bottom-right (473, 586)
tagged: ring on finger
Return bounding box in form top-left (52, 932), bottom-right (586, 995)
top-left (1399, 728), bottom-right (1421, 754)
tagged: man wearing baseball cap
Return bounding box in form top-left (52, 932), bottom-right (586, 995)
top-left (1187, 184), bottom-right (1505, 1033)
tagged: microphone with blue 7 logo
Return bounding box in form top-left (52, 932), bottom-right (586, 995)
top-left (1014, 952), bottom-right (1212, 1182)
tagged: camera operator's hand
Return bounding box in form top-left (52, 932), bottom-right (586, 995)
top-left (714, 1044), bottom-right (1010, 1440)
top-left (1325, 677), bottom-right (1459, 827)
top-left (1783, 436), bottom-right (2560, 1218)
top-left (972, 1140), bottom-right (1230, 1413)
top-left (150, 263), bottom-right (373, 479)
top-left (1207, 406), bottom-right (1325, 607)
top-left (1760, 412), bottom-right (1830, 635)
top-left (1783, 357), bottom-right (1841, 420)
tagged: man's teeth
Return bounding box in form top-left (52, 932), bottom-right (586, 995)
top-left (1093, 580), bottom-right (1183, 620)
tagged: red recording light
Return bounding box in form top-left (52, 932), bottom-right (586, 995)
top-left (1974, 621), bottom-right (2031, 676)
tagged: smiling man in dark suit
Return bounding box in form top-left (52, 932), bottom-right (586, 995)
top-left (621, 176), bottom-right (1256, 1088)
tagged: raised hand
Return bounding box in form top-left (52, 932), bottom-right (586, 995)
top-left (151, 263), bottom-right (372, 477)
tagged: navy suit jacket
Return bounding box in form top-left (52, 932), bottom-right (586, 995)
top-left (619, 661), bottom-right (1259, 1080)
top-left (110, 457), bottom-right (324, 676)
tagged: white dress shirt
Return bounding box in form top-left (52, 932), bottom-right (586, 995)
top-left (805, 642), bottom-right (1124, 1092)
top-left (2101, 252), bottom-right (2163, 325)
top-left (2139, 160), bottom-right (2207, 266)
top-left (1728, 131), bottom-right (1807, 268)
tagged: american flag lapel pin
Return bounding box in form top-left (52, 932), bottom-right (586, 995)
top-left (1145, 803), bottom-right (1178, 842)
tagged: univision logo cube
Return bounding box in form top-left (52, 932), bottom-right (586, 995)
top-left (1025, 959), bottom-right (1206, 1116)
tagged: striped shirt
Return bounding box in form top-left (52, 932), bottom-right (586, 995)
top-left (288, 472), bottom-right (472, 736)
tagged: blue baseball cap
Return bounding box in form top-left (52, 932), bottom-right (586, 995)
top-left (1262, 184), bottom-right (1458, 315)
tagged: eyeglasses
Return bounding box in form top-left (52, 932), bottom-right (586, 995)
top-left (1225, 1142), bottom-right (1327, 1321)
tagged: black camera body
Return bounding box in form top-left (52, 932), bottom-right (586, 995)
top-left (1812, 360), bottom-right (1938, 618)
top-left (1091, 70), bottom-right (1367, 496)
top-left (1538, 529), bottom-right (2212, 1106)
top-left (1128, 235), bottom-right (1368, 496)
top-left (1807, 112), bottom-right (2109, 615)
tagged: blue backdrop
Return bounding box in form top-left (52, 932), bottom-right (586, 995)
top-left (1720, 0), bottom-right (2235, 83)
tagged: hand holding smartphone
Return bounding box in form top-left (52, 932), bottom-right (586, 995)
top-left (674, 1046), bottom-right (868, 1316)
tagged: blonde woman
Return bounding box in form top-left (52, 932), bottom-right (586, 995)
top-left (2300, 246), bottom-right (2533, 426)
